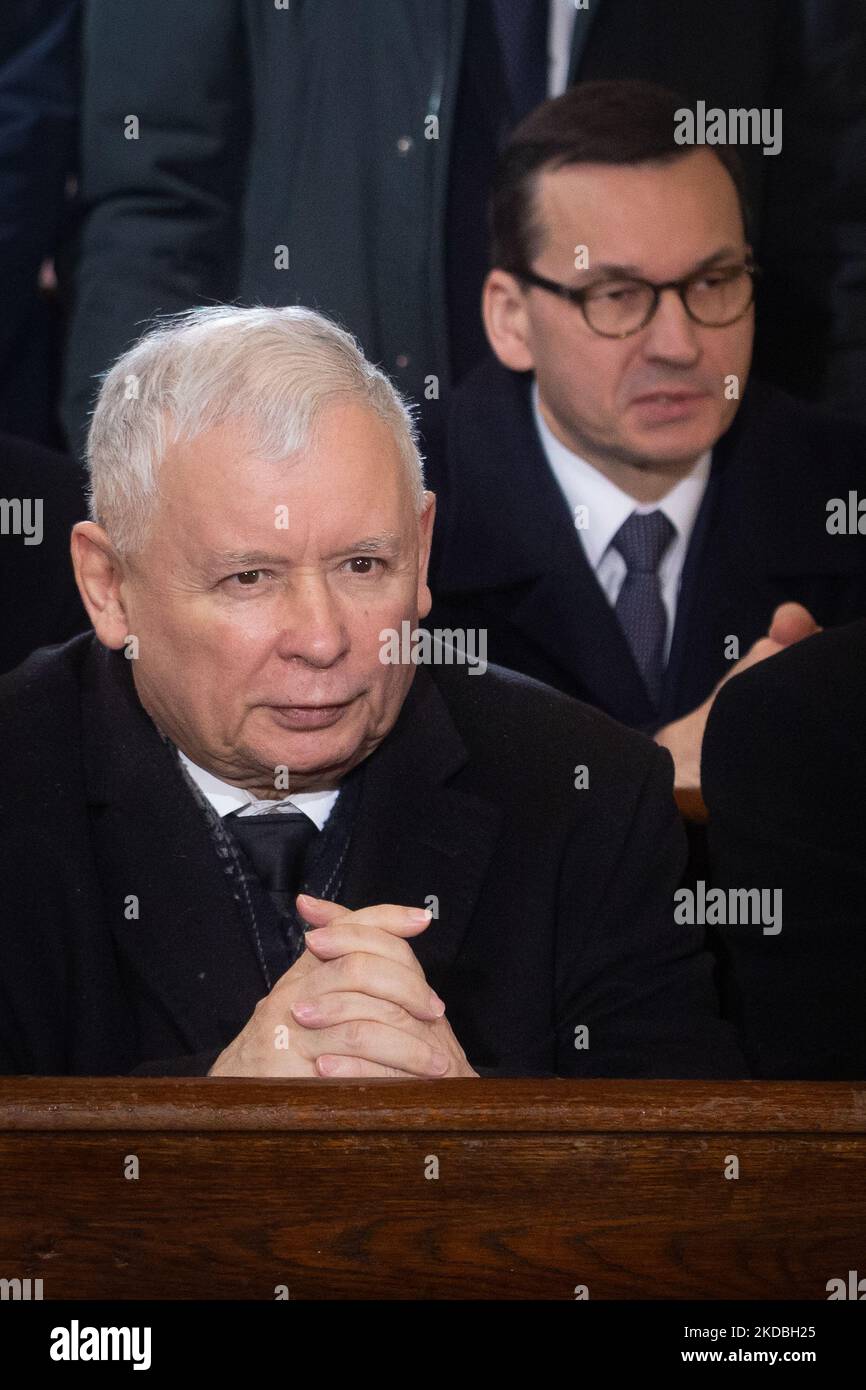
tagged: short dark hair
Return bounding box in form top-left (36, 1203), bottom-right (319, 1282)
top-left (489, 80), bottom-right (751, 272)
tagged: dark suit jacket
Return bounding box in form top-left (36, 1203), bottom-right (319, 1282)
top-left (0, 430), bottom-right (89, 674)
top-left (0, 2), bottom-right (80, 445)
top-left (702, 619), bottom-right (866, 1079)
top-left (428, 358), bottom-right (866, 732)
top-left (0, 633), bottom-right (745, 1079)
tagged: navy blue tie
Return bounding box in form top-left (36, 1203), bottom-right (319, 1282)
top-left (490, 0), bottom-right (550, 123)
top-left (610, 510), bottom-right (675, 708)
top-left (225, 810), bottom-right (318, 918)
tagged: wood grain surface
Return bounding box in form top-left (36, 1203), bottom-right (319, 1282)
top-left (1, 1079), bottom-right (863, 1300)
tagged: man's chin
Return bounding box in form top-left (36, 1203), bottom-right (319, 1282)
top-left (249, 707), bottom-right (368, 787)
top-left (627, 394), bottom-right (735, 457)
top-left (623, 420), bottom-right (721, 469)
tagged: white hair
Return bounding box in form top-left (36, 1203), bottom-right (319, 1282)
top-left (86, 304), bottom-right (425, 554)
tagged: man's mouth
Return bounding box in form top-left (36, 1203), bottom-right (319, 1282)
top-left (630, 389), bottom-right (710, 421)
top-left (632, 388), bottom-right (708, 402)
top-left (266, 700), bottom-right (355, 731)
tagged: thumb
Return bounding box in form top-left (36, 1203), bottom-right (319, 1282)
top-left (767, 601), bottom-right (821, 648)
top-left (295, 893), bottom-right (347, 926)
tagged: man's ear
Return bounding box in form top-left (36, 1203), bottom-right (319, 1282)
top-left (70, 521), bottom-right (133, 649)
top-left (482, 268), bottom-right (536, 373)
top-left (416, 491), bottom-right (437, 621)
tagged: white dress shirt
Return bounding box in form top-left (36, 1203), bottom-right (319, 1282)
top-left (178, 750), bottom-right (339, 829)
top-left (548, 0), bottom-right (579, 96)
top-left (531, 383), bottom-right (712, 659)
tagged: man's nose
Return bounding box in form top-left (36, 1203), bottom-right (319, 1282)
top-left (641, 287), bottom-right (702, 363)
top-left (275, 574), bottom-right (348, 666)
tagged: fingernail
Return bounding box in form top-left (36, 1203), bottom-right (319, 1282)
top-left (429, 993), bottom-right (446, 1016)
top-left (292, 1002), bottom-right (318, 1019)
top-left (430, 1052), bottom-right (449, 1074)
top-left (408, 908), bottom-right (432, 924)
top-left (318, 1056), bottom-right (342, 1075)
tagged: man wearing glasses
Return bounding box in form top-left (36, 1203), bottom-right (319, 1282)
top-left (428, 80), bottom-right (866, 796)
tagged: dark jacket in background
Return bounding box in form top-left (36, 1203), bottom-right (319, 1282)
top-left (61, 0), bottom-right (866, 455)
top-left (0, 633), bottom-right (745, 1079)
top-left (0, 0), bottom-right (80, 446)
top-left (428, 358), bottom-right (866, 732)
top-left (0, 430), bottom-right (88, 674)
top-left (702, 619), bottom-right (866, 1079)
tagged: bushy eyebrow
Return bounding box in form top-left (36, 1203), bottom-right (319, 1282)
top-left (335, 532), bottom-right (403, 556)
top-left (208, 533), bottom-right (404, 571)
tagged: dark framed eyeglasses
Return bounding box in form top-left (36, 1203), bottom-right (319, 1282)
top-left (510, 259), bottom-right (760, 338)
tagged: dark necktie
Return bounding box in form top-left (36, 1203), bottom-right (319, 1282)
top-left (610, 510), bottom-right (676, 708)
top-left (224, 809), bottom-right (318, 918)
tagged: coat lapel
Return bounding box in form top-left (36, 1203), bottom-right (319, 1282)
top-left (661, 437), bottom-right (766, 723)
top-left (340, 666), bottom-right (502, 992)
top-left (80, 641), bottom-right (267, 1052)
top-left (505, 559), bottom-right (656, 726)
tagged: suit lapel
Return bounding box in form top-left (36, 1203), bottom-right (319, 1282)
top-left (80, 641), bottom-right (267, 1052)
top-left (661, 440), bottom-right (767, 723)
top-left (506, 552), bottom-right (656, 725)
top-left (658, 452), bottom-right (736, 724)
top-left (340, 667), bottom-right (502, 992)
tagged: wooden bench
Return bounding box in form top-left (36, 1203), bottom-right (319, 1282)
top-left (1, 1077), bottom-right (863, 1299)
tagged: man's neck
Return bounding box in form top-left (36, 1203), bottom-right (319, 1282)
top-left (536, 396), bottom-right (701, 505)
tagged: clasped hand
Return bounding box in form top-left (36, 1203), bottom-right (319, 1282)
top-left (209, 895), bottom-right (478, 1078)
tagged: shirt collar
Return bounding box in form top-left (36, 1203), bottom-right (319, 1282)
top-left (531, 380), bottom-right (711, 570)
top-left (177, 749), bottom-right (339, 829)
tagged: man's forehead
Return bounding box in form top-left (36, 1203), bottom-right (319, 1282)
top-left (164, 405), bottom-right (402, 477)
top-left (155, 414), bottom-right (408, 522)
top-left (536, 151), bottom-right (741, 247)
top-left (151, 422), bottom-right (414, 564)
top-left (166, 477), bottom-right (409, 546)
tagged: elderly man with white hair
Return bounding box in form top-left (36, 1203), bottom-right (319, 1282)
top-left (0, 306), bottom-right (744, 1079)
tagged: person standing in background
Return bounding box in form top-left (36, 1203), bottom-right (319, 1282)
top-left (0, 0), bottom-right (80, 447)
top-left (59, 0), bottom-right (866, 461)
